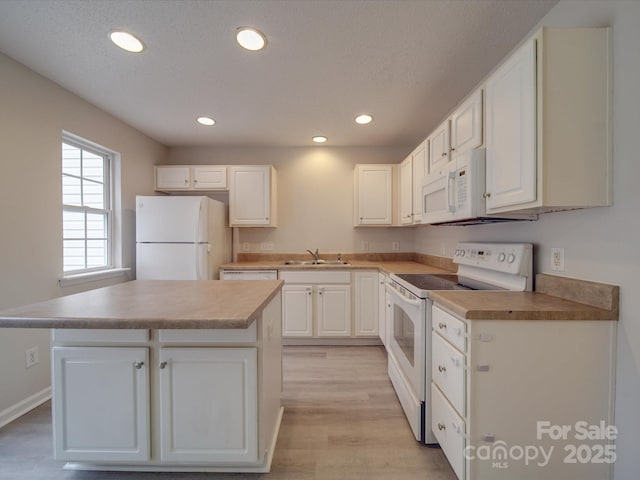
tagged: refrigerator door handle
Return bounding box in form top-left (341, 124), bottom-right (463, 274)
top-left (195, 201), bottom-right (203, 279)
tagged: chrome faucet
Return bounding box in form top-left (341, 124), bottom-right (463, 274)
top-left (306, 248), bottom-right (320, 263)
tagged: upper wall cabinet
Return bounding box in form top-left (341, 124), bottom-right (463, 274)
top-left (155, 166), bottom-right (227, 192)
top-left (450, 90), bottom-right (483, 158)
top-left (411, 141), bottom-right (427, 225)
top-left (428, 119), bottom-right (451, 176)
top-left (399, 139), bottom-right (428, 226)
top-left (427, 89), bottom-right (482, 180)
top-left (485, 27), bottom-right (612, 214)
top-left (354, 164), bottom-right (395, 226)
top-left (229, 165), bottom-right (278, 227)
top-left (399, 155), bottom-right (413, 225)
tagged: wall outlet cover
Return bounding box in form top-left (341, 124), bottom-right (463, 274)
top-left (551, 247), bottom-right (565, 272)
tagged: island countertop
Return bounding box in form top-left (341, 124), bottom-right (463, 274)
top-left (0, 280), bottom-right (284, 329)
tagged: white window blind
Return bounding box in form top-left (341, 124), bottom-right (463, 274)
top-left (62, 139), bottom-right (112, 274)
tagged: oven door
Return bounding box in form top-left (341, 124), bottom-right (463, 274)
top-left (386, 281), bottom-right (426, 442)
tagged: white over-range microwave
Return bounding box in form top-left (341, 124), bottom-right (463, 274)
top-left (421, 148), bottom-right (537, 225)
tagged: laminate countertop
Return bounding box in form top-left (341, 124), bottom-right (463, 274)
top-left (430, 274), bottom-right (619, 321)
top-left (220, 260), bottom-right (451, 276)
top-left (0, 280), bottom-right (284, 329)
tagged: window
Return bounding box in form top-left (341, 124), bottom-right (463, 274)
top-left (62, 138), bottom-right (112, 274)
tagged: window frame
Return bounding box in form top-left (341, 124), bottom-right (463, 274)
top-left (62, 135), bottom-right (114, 276)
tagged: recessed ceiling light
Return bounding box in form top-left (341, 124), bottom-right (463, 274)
top-left (197, 116), bottom-right (216, 126)
top-left (312, 136), bottom-right (328, 143)
top-left (109, 30), bottom-right (145, 53)
top-left (355, 114), bottom-right (373, 125)
top-left (236, 27), bottom-right (267, 51)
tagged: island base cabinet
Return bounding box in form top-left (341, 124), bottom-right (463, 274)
top-left (159, 347), bottom-right (258, 463)
top-left (52, 347), bottom-right (150, 462)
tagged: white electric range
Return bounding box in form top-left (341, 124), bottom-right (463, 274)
top-left (385, 242), bottom-right (533, 443)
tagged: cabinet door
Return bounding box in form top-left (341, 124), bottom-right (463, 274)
top-left (317, 285), bottom-right (351, 337)
top-left (411, 142), bottom-right (427, 224)
top-left (400, 156), bottom-right (413, 225)
top-left (193, 166), bottom-right (227, 190)
top-left (354, 271), bottom-right (379, 337)
top-left (156, 166), bottom-right (190, 190)
top-left (52, 347), bottom-right (149, 462)
top-left (428, 120), bottom-right (451, 176)
top-left (229, 166), bottom-right (272, 226)
top-left (282, 285), bottom-right (314, 337)
top-left (159, 347), bottom-right (258, 463)
top-left (355, 165), bottom-right (393, 225)
top-left (485, 37), bottom-right (536, 210)
top-left (450, 90), bottom-right (483, 157)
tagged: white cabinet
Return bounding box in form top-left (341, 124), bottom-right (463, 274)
top-left (280, 271), bottom-right (351, 338)
top-left (354, 164), bottom-right (395, 226)
top-left (229, 165), bottom-right (278, 227)
top-left (282, 284), bottom-right (313, 337)
top-left (159, 347), bottom-right (258, 463)
top-left (155, 165), bottom-right (227, 191)
top-left (50, 293), bottom-right (282, 471)
top-left (156, 166), bottom-right (191, 190)
top-left (428, 120), bottom-right (451, 176)
top-left (411, 141), bottom-right (427, 224)
top-left (316, 285), bottom-right (351, 337)
top-left (354, 270), bottom-right (378, 337)
top-left (399, 156), bottom-right (414, 225)
top-left (485, 27), bottom-right (612, 214)
top-left (431, 304), bottom-right (616, 480)
top-left (485, 38), bottom-right (536, 210)
top-left (427, 89), bottom-right (483, 181)
top-left (192, 166), bottom-right (228, 190)
top-left (52, 346), bottom-right (150, 462)
top-left (450, 90), bottom-right (483, 158)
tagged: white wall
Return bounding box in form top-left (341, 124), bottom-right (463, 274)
top-left (0, 52), bottom-right (167, 419)
top-left (167, 146), bottom-right (416, 255)
top-left (415, 2), bottom-right (640, 478)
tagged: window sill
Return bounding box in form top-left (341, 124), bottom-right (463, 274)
top-left (59, 268), bottom-right (131, 288)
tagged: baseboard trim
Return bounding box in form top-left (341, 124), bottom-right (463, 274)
top-left (0, 387), bottom-right (51, 429)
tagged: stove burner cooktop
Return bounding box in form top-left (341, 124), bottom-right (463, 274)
top-left (394, 273), bottom-right (506, 292)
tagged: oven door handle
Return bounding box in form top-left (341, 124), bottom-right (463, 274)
top-left (386, 283), bottom-right (423, 308)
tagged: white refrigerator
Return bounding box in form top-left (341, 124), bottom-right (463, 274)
top-left (136, 196), bottom-right (231, 280)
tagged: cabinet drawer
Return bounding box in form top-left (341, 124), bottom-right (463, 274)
top-left (433, 305), bottom-right (466, 352)
top-left (52, 329), bottom-right (149, 345)
top-left (158, 323), bottom-right (257, 344)
top-left (431, 383), bottom-right (465, 480)
top-left (432, 332), bottom-right (465, 416)
top-left (280, 270), bottom-right (350, 284)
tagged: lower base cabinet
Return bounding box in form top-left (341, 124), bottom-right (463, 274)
top-left (159, 348), bottom-right (258, 463)
top-left (52, 346), bottom-right (150, 462)
top-left (431, 304), bottom-right (616, 480)
top-left (50, 293), bottom-right (282, 471)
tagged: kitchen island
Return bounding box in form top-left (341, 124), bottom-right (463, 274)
top-left (0, 280), bottom-right (284, 473)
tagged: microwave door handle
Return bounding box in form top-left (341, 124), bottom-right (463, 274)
top-left (447, 171), bottom-right (456, 213)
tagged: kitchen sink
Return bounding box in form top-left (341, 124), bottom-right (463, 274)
top-left (283, 260), bottom-right (350, 266)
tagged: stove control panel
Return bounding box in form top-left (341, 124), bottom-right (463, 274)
top-left (454, 242), bottom-right (532, 276)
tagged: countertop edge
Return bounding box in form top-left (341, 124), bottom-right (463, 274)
top-left (0, 280), bottom-right (284, 330)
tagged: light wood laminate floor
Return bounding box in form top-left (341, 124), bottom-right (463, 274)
top-left (0, 346), bottom-right (456, 480)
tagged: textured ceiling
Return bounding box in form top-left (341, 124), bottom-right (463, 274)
top-left (0, 0), bottom-right (558, 148)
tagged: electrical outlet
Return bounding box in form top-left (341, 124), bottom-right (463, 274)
top-left (551, 247), bottom-right (565, 271)
top-left (440, 243), bottom-right (447, 255)
top-left (242, 242), bottom-right (250, 251)
top-left (260, 242), bottom-right (274, 251)
top-left (392, 242), bottom-right (400, 251)
top-left (25, 346), bottom-right (39, 368)
top-left (361, 241), bottom-right (369, 252)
